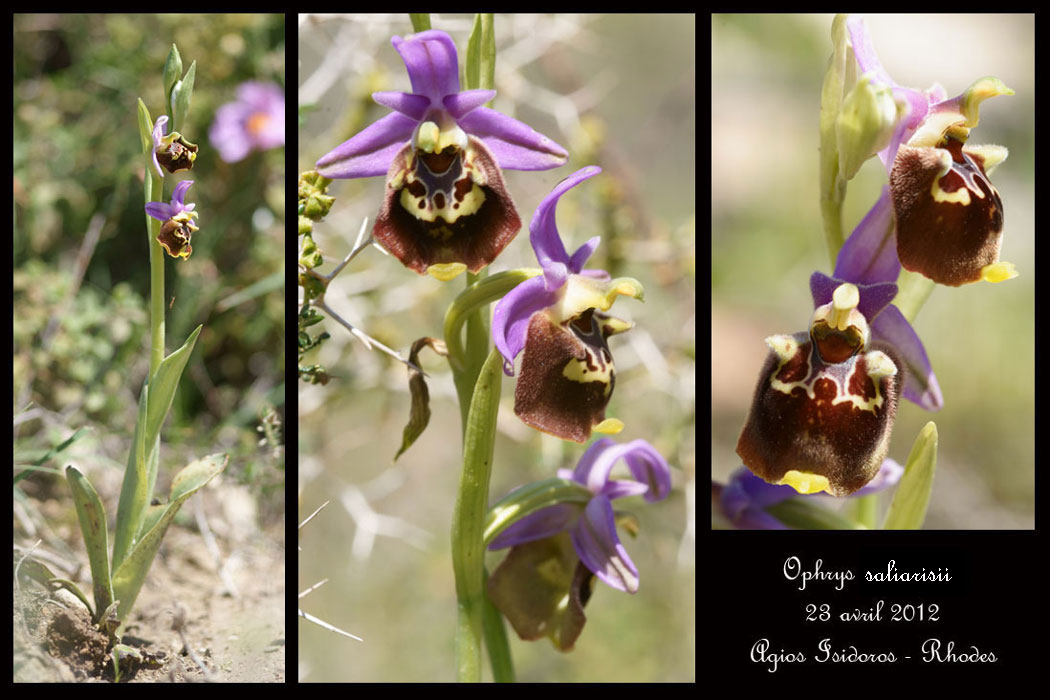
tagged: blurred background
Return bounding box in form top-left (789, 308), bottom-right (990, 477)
top-left (712, 14), bottom-right (1034, 528)
top-left (298, 14), bottom-right (694, 682)
top-left (14, 13), bottom-right (286, 680)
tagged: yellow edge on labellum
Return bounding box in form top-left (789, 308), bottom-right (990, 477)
top-left (980, 261), bottom-right (1017, 283)
top-left (593, 418), bottom-right (624, 435)
top-left (778, 470), bottom-right (833, 495)
top-left (427, 262), bottom-right (468, 281)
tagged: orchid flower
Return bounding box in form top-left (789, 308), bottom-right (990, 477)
top-left (150, 115), bottom-right (198, 179)
top-left (145, 179), bottom-right (198, 259)
top-left (316, 30), bottom-right (568, 280)
top-left (492, 166), bottom-right (644, 443)
top-left (736, 278), bottom-right (902, 497)
top-left (846, 16), bottom-right (1014, 286)
top-left (487, 438), bottom-right (671, 649)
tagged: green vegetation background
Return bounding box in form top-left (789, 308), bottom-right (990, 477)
top-left (298, 14), bottom-right (694, 683)
top-left (712, 14), bottom-right (1034, 528)
top-left (14, 15), bottom-right (286, 517)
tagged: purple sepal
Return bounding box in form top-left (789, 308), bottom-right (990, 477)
top-left (570, 496), bottom-right (639, 593)
top-left (316, 112), bottom-right (418, 178)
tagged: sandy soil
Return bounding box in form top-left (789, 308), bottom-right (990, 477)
top-left (14, 475), bottom-right (285, 683)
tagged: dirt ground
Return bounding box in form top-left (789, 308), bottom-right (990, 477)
top-left (13, 473), bottom-right (285, 683)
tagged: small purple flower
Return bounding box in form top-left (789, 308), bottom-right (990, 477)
top-left (491, 438), bottom-right (670, 591)
top-left (145, 180), bottom-right (198, 259)
top-left (209, 81), bottom-right (285, 163)
top-left (487, 439), bottom-right (671, 648)
top-left (492, 166), bottom-right (644, 443)
top-left (150, 115), bottom-right (198, 178)
top-left (316, 30), bottom-right (569, 279)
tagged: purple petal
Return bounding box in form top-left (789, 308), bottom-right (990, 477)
top-left (529, 166), bottom-right (602, 272)
top-left (144, 202), bottom-right (173, 222)
top-left (571, 438), bottom-right (671, 502)
top-left (444, 89), bottom-right (496, 120)
top-left (622, 440), bottom-right (673, 502)
top-left (834, 188), bottom-right (901, 285)
top-left (570, 496), bottom-right (639, 593)
top-left (372, 91), bottom-right (431, 121)
top-left (457, 106), bottom-right (568, 171)
top-left (541, 260), bottom-right (568, 292)
top-left (152, 115), bottom-right (168, 145)
top-left (809, 271), bottom-right (897, 323)
top-left (315, 112), bottom-right (417, 179)
top-left (151, 151), bottom-right (164, 179)
top-left (601, 479), bottom-right (651, 500)
top-left (491, 275), bottom-right (560, 376)
top-left (392, 30), bottom-right (460, 102)
top-left (488, 503), bottom-right (579, 550)
top-left (568, 236), bottom-right (601, 273)
top-left (568, 438), bottom-right (617, 486)
top-left (171, 180), bottom-right (194, 210)
top-left (845, 16), bottom-right (896, 89)
top-left (870, 305), bottom-right (943, 411)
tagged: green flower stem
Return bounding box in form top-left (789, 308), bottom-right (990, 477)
top-left (481, 566), bottom-right (514, 683)
top-left (449, 16), bottom-right (513, 681)
top-left (147, 173), bottom-right (165, 378)
top-left (451, 347), bottom-right (502, 682)
top-left (409, 13), bottom-right (431, 32)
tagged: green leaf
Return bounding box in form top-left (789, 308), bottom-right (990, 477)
top-left (65, 466), bottom-right (115, 623)
top-left (172, 60), bottom-right (196, 133)
top-left (111, 453), bottom-right (228, 634)
top-left (112, 325), bottom-right (199, 571)
top-left (14, 427), bottom-right (90, 485)
top-left (112, 383), bottom-right (150, 572)
top-left (162, 44), bottom-right (183, 106)
top-left (145, 325), bottom-right (202, 446)
top-left (765, 497), bottom-right (869, 530)
top-left (137, 98), bottom-right (154, 155)
top-left (483, 477), bottom-right (592, 546)
top-left (464, 14), bottom-right (495, 94)
top-left (883, 422), bottom-right (938, 530)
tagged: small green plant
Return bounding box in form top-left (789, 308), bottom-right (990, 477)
top-left (36, 44), bottom-right (227, 655)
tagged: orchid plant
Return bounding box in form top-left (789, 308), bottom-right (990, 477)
top-left (299, 15), bottom-right (677, 681)
top-left (714, 14), bottom-right (1018, 529)
top-left (26, 45), bottom-right (227, 673)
